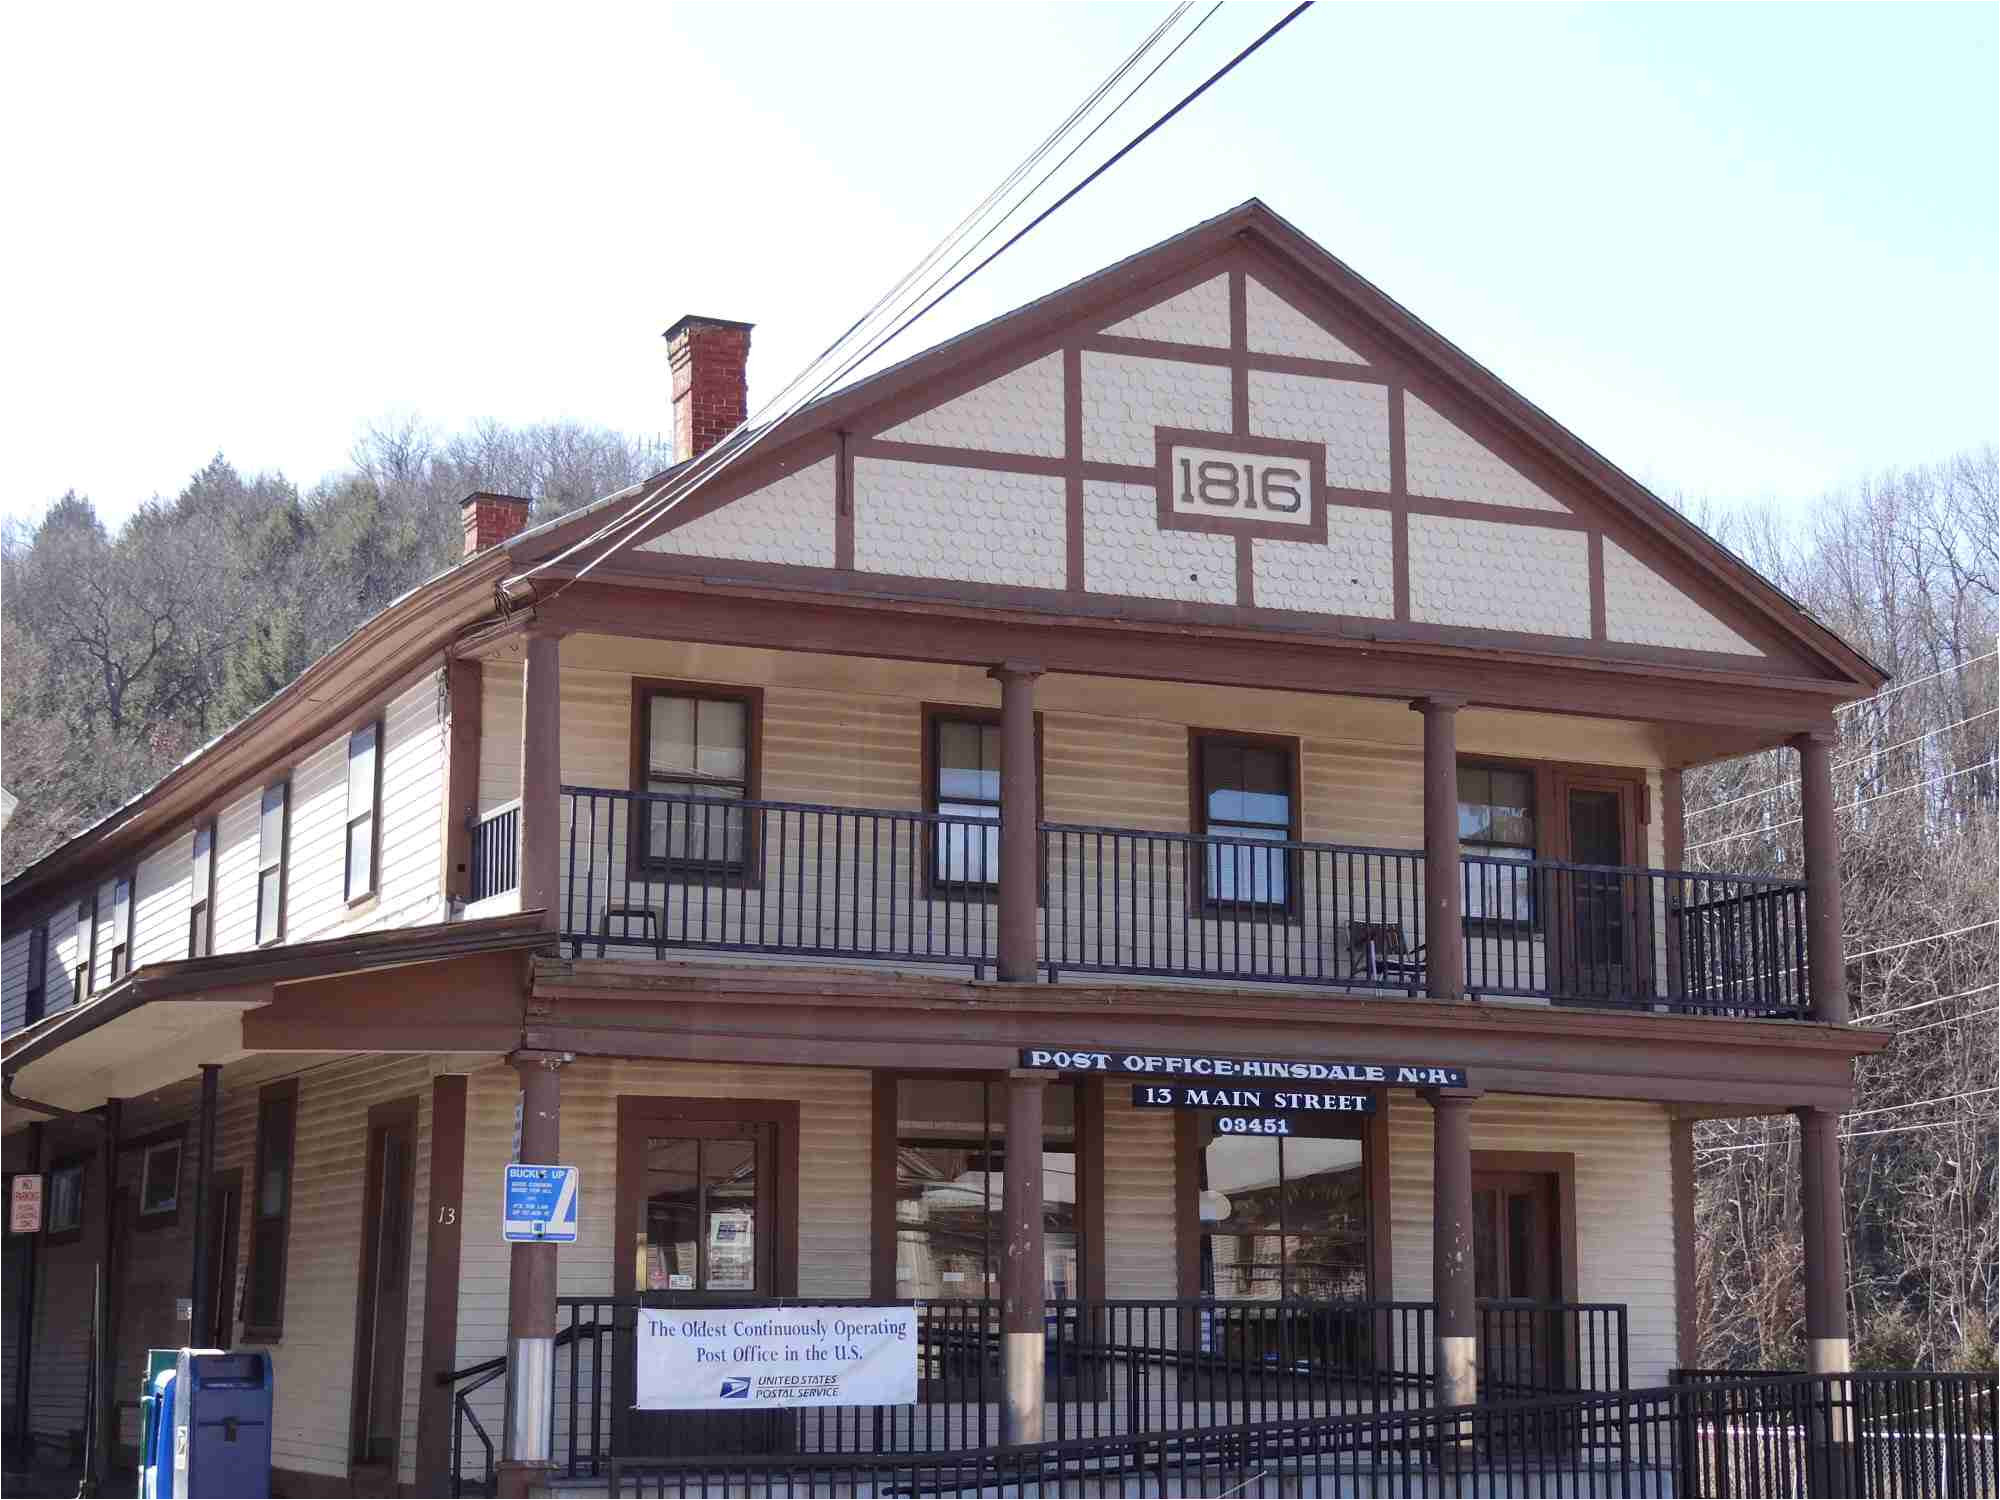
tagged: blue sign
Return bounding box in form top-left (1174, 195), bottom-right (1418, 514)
top-left (503, 1164), bottom-right (579, 1244)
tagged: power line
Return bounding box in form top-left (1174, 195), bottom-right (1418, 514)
top-left (1855, 982), bottom-right (1999, 1024)
top-left (1896, 1005), bottom-right (2000, 1039)
top-left (1695, 1113), bottom-right (1994, 1156)
top-left (1836, 649), bottom-right (1998, 714)
top-left (1682, 760), bottom-right (1998, 854)
top-left (1843, 1087), bottom-right (1997, 1122)
top-left (1685, 710), bottom-right (1999, 819)
top-left (500, 2), bottom-right (1207, 595)
top-left (1846, 920), bottom-right (1998, 965)
top-left (507, 2), bottom-right (1315, 601)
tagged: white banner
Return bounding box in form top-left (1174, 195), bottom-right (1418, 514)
top-left (635, 1306), bottom-right (918, 1410)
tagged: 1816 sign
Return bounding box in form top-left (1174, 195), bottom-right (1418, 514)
top-left (1154, 430), bottom-right (1327, 543)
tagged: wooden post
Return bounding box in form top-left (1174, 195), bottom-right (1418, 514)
top-left (1425, 1088), bottom-right (1481, 1408)
top-left (988, 662), bottom-right (1043, 983)
top-left (187, 1064), bottom-right (221, 1343)
top-left (1797, 1105), bottom-right (1853, 1494)
top-left (8, 1121), bottom-right (41, 1456)
top-left (498, 1052), bottom-right (567, 1499)
top-left (999, 1070), bottom-right (1047, 1444)
top-left (444, 656), bottom-right (484, 904)
top-left (415, 1073), bottom-right (470, 1496)
top-left (1793, 732), bottom-right (1848, 1024)
top-left (1412, 697), bottom-right (1466, 1001)
top-left (520, 630), bottom-right (563, 933)
top-left (84, 1097), bottom-right (122, 1499)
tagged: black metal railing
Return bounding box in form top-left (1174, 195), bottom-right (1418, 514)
top-left (607, 1370), bottom-right (2000, 1499)
top-left (549, 786), bottom-right (1812, 1018)
top-left (1480, 1299), bottom-right (1629, 1398)
top-left (1461, 855), bottom-right (1807, 1016)
top-left (448, 1294), bottom-right (1636, 1491)
top-left (467, 800), bottom-right (519, 902)
top-left (1040, 824), bottom-right (1426, 991)
top-left (560, 788), bottom-right (998, 973)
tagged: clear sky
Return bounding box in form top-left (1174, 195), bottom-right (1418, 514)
top-left (5, 2), bottom-right (1994, 532)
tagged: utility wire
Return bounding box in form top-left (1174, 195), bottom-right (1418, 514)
top-left (543, 0), bottom-right (1301, 597)
top-left (1696, 1114), bottom-right (1993, 1155)
top-left (1855, 982), bottom-right (1999, 1024)
top-left (501, 2), bottom-right (1202, 595)
top-left (1684, 710), bottom-right (2000, 819)
top-left (1835, 649), bottom-right (1997, 713)
top-left (1896, 1004), bottom-right (2000, 1039)
top-left (508, 1), bottom-right (1312, 602)
top-left (1842, 1087), bottom-right (1997, 1122)
top-left (1682, 760), bottom-right (1998, 854)
top-left (1845, 920), bottom-right (1998, 965)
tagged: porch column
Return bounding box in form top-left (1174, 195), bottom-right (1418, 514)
top-left (520, 627), bottom-right (563, 932)
top-left (1425, 1087), bottom-right (1481, 1408)
top-left (186, 1063), bottom-right (221, 1343)
top-left (1411, 696), bottom-right (1466, 1001)
top-left (83, 1096), bottom-right (122, 1500)
top-left (499, 1051), bottom-right (568, 1500)
top-left (999, 1070), bottom-right (1047, 1444)
top-left (1798, 1106), bottom-right (1854, 1494)
top-left (1793, 731), bottom-right (1848, 1024)
top-left (988, 661), bottom-right (1043, 983)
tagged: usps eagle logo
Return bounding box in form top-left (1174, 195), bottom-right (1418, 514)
top-left (719, 1377), bottom-right (752, 1400)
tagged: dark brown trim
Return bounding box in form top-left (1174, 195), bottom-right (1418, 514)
top-left (1588, 532), bottom-right (1608, 642)
top-left (1228, 268), bottom-right (1249, 433)
top-left (614, 1095), bottom-right (801, 1297)
top-left (347, 1095), bottom-right (419, 1479)
top-left (869, 1071), bottom-right (898, 1299)
top-left (626, 677), bottom-right (765, 887)
top-left (835, 429), bottom-right (856, 573)
top-left (851, 438), bottom-right (1073, 478)
top-left (241, 1076), bottom-right (300, 1342)
top-left (1470, 1148), bottom-right (1581, 1304)
top-left (1670, 1114), bottom-right (1697, 1366)
top-left (1083, 333), bottom-right (1379, 387)
top-left (1063, 347), bottom-right (1084, 592)
top-left (415, 1074), bottom-right (467, 1496)
top-left (1367, 1098), bottom-right (1393, 1299)
top-left (444, 658), bottom-right (483, 904)
top-left (1153, 427), bottom-right (1327, 544)
top-left (1387, 387), bottom-right (1411, 621)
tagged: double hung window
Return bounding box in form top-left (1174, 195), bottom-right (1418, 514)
top-left (1458, 765), bottom-right (1537, 924)
top-left (635, 685), bottom-right (754, 876)
top-left (256, 781), bottom-right (288, 946)
top-left (1194, 734), bottom-right (1297, 909)
top-left (345, 722), bottom-right (382, 903)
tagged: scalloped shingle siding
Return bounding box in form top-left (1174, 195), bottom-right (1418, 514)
top-left (1254, 507), bottom-right (1395, 618)
top-left (1101, 273), bottom-right (1231, 347)
top-left (1409, 514), bottom-right (1590, 637)
top-left (1246, 277), bottom-right (1367, 363)
top-left (1081, 352), bottom-right (1232, 466)
top-left (639, 458), bottom-right (836, 566)
top-left (853, 457), bottom-right (1065, 588)
top-left (1082, 479), bottom-right (1234, 604)
top-left (1248, 370), bottom-right (1392, 492)
top-left (1604, 539), bottom-right (1761, 654)
top-left (879, 353), bottom-right (1064, 458)
top-left (1405, 394), bottom-right (1569, 512)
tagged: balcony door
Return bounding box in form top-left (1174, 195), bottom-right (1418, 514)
top-left (1472, 1168), bottom-right (1564, 1399)
top-left (1552, 775), bottom-right (1645, 1003)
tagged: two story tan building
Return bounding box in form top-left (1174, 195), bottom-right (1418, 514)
top-left (1, 201), bottom-right (1890, 1497)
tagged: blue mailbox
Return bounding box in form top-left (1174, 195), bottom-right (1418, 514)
top-left (170, 1350), bottom-right (273, 1499)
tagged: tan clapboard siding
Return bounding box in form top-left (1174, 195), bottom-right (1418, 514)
top-left (1101, 1085), bottom-right (1179, 1297)
top-left (454, 1059), bottom-right (874, 1450)
top-left (1386, 1091), bottom-right (1678, 1387)
top-left (212, 783), bottom-right (264, 955)
top-left (1044, 714), bottom-right (1188, 832)
top-left (0, 930), bottom-right (26, 1034)
top-left (133, 834), bottom-right (192, 968)
top-left (480, 661), bottom-right (524, 815)
top-left (215, 1056), bottom-right (436, 1483)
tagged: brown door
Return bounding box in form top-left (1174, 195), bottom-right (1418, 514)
top-left (201, 1169), bottom-right (242, 1348)
top-left (1472, 1170), bottom-right (1564, 1397)
top-left (616, 1111), bottom-right (791, 1458)
top-left (350, 1109), bottom-right (416, 1472)
top-left (1555, 780), bottom-right (1644, 1002)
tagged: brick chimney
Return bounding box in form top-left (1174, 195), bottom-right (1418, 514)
top-left (665, 315), bottom-right (752, 461)
top-left (460, 492), bottom-right (532, 557)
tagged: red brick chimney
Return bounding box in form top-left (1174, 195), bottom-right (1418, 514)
top-left (460, 492), bottom-right (532, 557)
top-left (665, 315), bottom-right (752, 461)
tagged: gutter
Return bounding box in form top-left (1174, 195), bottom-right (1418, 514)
top-left (2, 1077), bottom-right (108, 1126)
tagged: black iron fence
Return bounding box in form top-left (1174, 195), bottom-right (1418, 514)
top-left (1480, 1299), bottom-right (1629, 1398)
top-left (549, 786), bottom-right (1811, 1017)
top-left (559, 787), bottom-right (999, 972)
top-left (607, 1370), bottom-right (2000, 1499)
top-left (1459, 855), bottom-right (1807, 1016)
top-left (445, 1294), bottom-right (1633, 1493)
top-left (1040, 824), bottom-right (1426, 991)
top-left (467, 800), bottom-right (519, 903)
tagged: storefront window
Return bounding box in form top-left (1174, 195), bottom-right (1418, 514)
top-left (895, 1079), bottom-right (1078, 1300)
top-left (1198, 1116), bottom-right (1370, 1299)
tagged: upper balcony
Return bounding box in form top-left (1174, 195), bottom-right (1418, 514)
top-left (469, 784), bottom-right (1808, 1020)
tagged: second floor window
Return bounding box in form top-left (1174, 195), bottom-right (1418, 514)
top-left (189, 822), bottom-right (216, 958)
top-left (929, 713), bottom-right (1002, 890)
top-left (635, 684), bottom-right (755, 875)
top-left (1194, 734), bottom-right (1297, 909)
top-left (24, 924), bottom-right (47, 1025)
top-left (108, 876), bottom-right (133, 983)
top-left (244, 1081), bottom-right (298, 1337)
top-left (346, 722), bottom-right (382, 903)
top-left (257, 781), bottom-right (289, 947)
top-left (1459, 764), bottom-right (1537, 925)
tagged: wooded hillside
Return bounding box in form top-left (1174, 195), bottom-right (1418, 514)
top-left (2, 426), bottom-right (1993, 1368)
